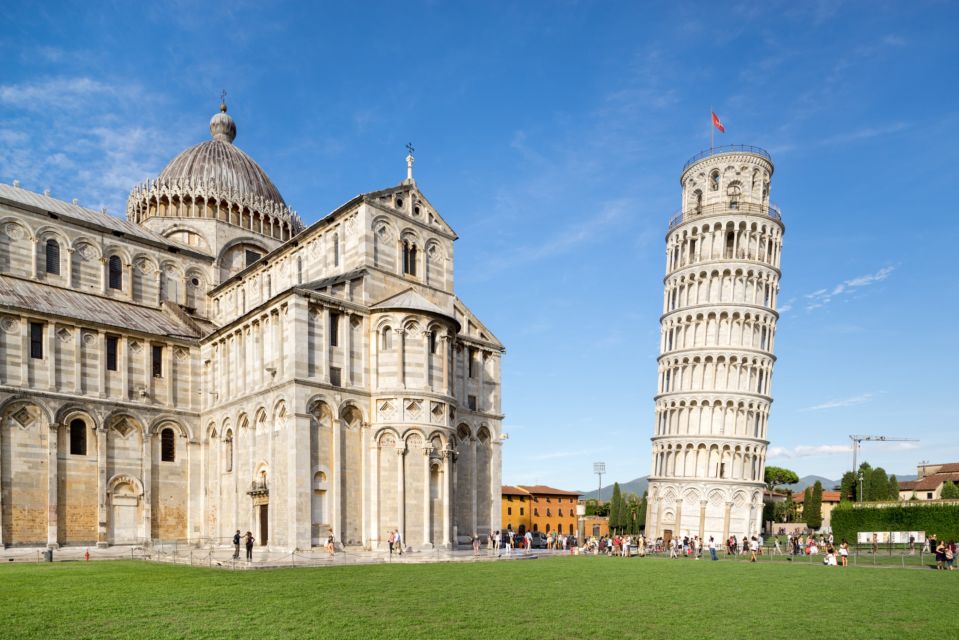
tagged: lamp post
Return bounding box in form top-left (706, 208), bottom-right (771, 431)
top-left (593, 462), bottom-right (605, 503)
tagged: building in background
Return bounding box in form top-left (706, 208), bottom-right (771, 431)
top-left (898, 463), bottom-right (959, 501)
top-left (0, 103), bottom-right (505, 551)
top-left (645, 145), bottom-right (784, 544)
top-left (500, 485), bottom-right (580, 536)
top-left (793, 490), bottom-right (842, 530)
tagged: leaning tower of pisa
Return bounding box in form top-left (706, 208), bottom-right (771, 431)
top-left (645, 145), bottom-right (784, 545)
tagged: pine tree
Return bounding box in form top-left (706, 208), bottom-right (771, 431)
top-left (941, 482), bottom-right (959, 499)
top-left (840, 471), bottom-right (857, 502)
top-left (637, 491), bottom-right (648, 532)
top-left (609, 483), bottom-right (622, 533)
top-left (888, 474), bottom-right (900, 501)
top-left (806, 481), bottom-right (823, 529)
top-left (871, 467), bottom-right (890, 501)
top-left (858, 462), bottom-right (873, 501)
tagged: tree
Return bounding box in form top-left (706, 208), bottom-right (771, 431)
top-left (941, 482), bottom-right (959, 499)
top-left (858, 462), bottom-right (873, 501)
top-left (636, 491), bottom-right (648, 532)
top-left (871, 467), bottom-right (890, 501)
top-left (806, 481), bottom-right (823, 530)
top-left (888, 474), bottom-right (900, 501)
top-left (840, 471), bottom-right (857, 502)
top-left (609, 483), bottom-right (622, 533)
top-left (764, 466), bottom-right (800, 491)
top-left (584, 499), bottom-right (609, 517)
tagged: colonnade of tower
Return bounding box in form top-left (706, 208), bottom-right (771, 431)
top-left (645, 146), bottom-right (785, 544)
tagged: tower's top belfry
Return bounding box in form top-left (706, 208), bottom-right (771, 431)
top-left (674, 145), bottom-right (777, 229)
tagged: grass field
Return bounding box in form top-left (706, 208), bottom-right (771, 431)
top-left (1, 557), bottom-right (956, 639)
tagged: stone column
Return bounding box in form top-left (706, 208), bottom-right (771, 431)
top-left (320, 310), bottom-right (329, 383)
top-left (73, 326), bottom-right (81, 394)
top-left (47, 423), bottom-right (59, 548)
top-left (154, 270), bottom-right (162, 306)
top-left (441, 449), bottom-right (451, 548)
top-left (331, 416), bottom-right (341, 540)
top-left (368, 436), bottom-right (379, 549)
top-left (441, 335), bottom-right (450, 396)
top-left (142, 432), bottom-right (153, 542)
top-left (422, 446), bottom-right (431, 547)
top-left (722, 501), bottom-right (733, 545)
top-left (396, 446), bottom-right (406, 548)
top-left (674, 498), bottom-right (684, 538)
top-left (423, 330), bottom-right (431, 390)
top-left (46, 322), bottom-right (56, 390)
top-left (96, 427), bottom-right (108, 547)
top-left (345, 312), bottom-right (354, 387)
top-left (19, 318), bottom-right (28, 386)
top-left (125, 262), bottom-right (134, 301)
top-left (30, 236), bottom-right (38, 278)
top-left (65, 248), bottom-right (74, 286)
top-left (399, 328), bottom-right (407, 389)
top-left (647, 498), bottom-right (663, 540)
top-left (478, 350), bottom-right (486, 412)
top-left (470, 437), bottom-right (477, 536)
top-left (699, 499), bottom-right (707, 541)
top-left (164, 344), bottom-right (173, 408)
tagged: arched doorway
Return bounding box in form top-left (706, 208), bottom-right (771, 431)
top-left (108, 475), bottom-right (143, 544)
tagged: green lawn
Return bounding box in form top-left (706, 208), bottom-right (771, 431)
top-left (1, 557), bottom-right (956, 639)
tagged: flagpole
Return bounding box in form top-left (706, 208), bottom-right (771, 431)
top-left (710, 107), bottom-right (714, 150)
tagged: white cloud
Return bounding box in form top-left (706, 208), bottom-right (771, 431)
top-left (0, 76), bottom-right (187, 214)
top-left (804, 266), bottom-right (895, 311)
top-left (768, 444), bottom-right (851, 459)
top-left (802, 393), bottom-right (874, 411)
top-left (769, 440), bottom-right (919, 460)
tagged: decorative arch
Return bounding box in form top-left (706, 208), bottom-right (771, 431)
top-left (107, 474), bottom-right (144, 496)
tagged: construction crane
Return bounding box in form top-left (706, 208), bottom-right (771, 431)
top-left (849, 435), bottom-right (919, 501)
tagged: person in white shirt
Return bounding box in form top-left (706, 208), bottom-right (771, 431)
top-left (708, 536), bottom-right (717, 561)
top-left (524, 530), bottom-right (533, 554)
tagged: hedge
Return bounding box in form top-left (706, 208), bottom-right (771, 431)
top-left (831, 502), bottom-right (959, 542)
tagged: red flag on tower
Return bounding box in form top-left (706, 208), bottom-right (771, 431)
top-left (711, 111), bottom-right (726, 133)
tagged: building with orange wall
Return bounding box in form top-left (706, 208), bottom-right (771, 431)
top-left (501, 485), bottom-right (580, 536)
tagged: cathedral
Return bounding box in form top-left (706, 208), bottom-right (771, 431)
top-left (0, 102), bottom-right (504, 551)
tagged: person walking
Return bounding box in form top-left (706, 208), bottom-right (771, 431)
top-left (935, 540), bottom-right (946, 570)
top-left (472, 532), bottom-right (480, 557)
top-left (749, 536), bottom-right (759, 563)
top-left (524, 530), bottom-right (533, 555)
top-left (244, 531), bottom-right (255, 562)
top-left (232, 530), bottom-right (241, 560)
top-left (326, 530), bottom-right (336, 559)
top-left (395, 529), bottom-right (403, 555)
top-left (708, 536), bottom-right (717, 561)
top-left (947, 541), bottom-right (956, 570)
top-left (388, 530), bottom-right (395, 558)
top-left (840, 538), bottom-right (849, 567)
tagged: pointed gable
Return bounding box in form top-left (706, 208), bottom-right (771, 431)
top-left (363, 183), bottom-right (457, 240)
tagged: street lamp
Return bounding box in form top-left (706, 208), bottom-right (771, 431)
top-left (593, 462), bottom-right (606, 503)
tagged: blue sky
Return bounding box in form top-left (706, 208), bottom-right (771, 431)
top-left (2, 2), bottom-right (957, 489)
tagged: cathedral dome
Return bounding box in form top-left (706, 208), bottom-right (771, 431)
top-left (127, 102), bottom-right (303, 241)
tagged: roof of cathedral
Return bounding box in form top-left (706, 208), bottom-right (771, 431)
top-left (0, 274), bottom-right (207, 338)
top-left (0, 182), bottom-right (202, 253)
top-left (371, 288), bottom-right (449, 317)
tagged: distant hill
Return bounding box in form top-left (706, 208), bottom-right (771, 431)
top-left (580, 477), bottom-right (649, 501)
top-left (578, 472), bottom-right (918, 501)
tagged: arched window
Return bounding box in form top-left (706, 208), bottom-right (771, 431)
top-left (160, 428), bottom-right (175, 462)
top-left (429, 331), bottom-right (437, 354)
top-left (402, 240), bottom-right (417, 276)
top-left (69, 419), bottom-right (86, 455)
top-left (725, 232), bottom-right (735, 259)
top-left (108, 255), bottom-right (122, 290)
top-left (45, 239), bottom-right (60, 275)
top-left (381, 326), bottom-right (392, 350)
top-left (692, 189), bottom-right (703, 214)
top-left (710, 171), bottom-right (720, 191)
top-left (727, 184), bottom-right (741, 210)
top-left (224, 430), bottom-right (233, 472)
